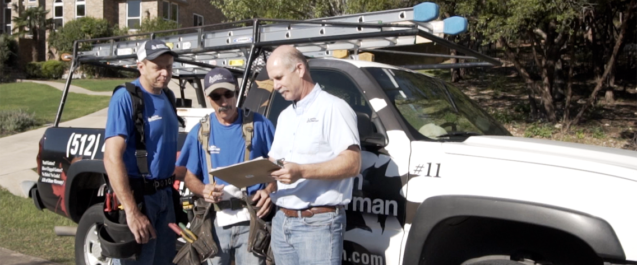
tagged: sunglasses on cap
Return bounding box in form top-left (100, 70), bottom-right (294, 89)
top-left (210, 90), bottom-right (236, 101)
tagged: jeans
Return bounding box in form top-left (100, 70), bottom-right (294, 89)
top-left (207, 219), bottom-right (265, 265)
top-left (113, 188), bottom-right (177, 265)
top-left (271, 208), bottom-right (345, 265)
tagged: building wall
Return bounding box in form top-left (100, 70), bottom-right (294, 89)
top-left (185, 0), bottom-right (224, 26)
top-left (118, 0), bottom-right (158, 29)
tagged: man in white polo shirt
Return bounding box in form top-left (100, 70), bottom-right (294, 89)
top-left (266, 45), bottom-right (361, 265)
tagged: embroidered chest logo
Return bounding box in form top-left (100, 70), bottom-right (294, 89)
top-left (148, 115), bottom-right (163, 122)
top-left (208, 145), bottom-right (221, 154)
top-left (307, 117), bottom-right (318, 123)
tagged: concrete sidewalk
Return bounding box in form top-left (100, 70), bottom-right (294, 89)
top-left (17, 79), bottom-right (112, 96)
top-left (0, 248), bottom-right (62, 265)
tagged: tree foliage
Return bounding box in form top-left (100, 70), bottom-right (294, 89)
top-left (210, 0), bottom-right (404, 21)
top-left (439, 0), bottom-right (636, 126)
top-left (11, 5), bottom-right (53, 62)
top-left (48, 17), bottom-right (113, 54)
top-left (0, 34), bottom-right (18, 81)
top-left (140, 16), bottom-right (180, 33)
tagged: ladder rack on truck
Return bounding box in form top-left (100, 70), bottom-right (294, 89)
top-left (55, 2), bottom-right (501, 126)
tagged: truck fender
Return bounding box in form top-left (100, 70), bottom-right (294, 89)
top-left (402, 195), bottom-right (625, 265)
top-left (64, 160), bottom-right (107, 222)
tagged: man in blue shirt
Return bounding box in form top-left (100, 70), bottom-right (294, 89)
top-left (104, 39), bottom-right (179, 265)
top-left (177, 67), bottom-right (276, 265)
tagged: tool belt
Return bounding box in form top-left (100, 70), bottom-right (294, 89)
top-left (173, 198), bottom-right (218, 265)
top-left (215, 198), bottom-right (248, 211)
top-left (129, 175), bottom-right (176, 195)
top-left (279, 206), bottom-right (339, 218)
top-left (129, 175), bottom-right (188, 225)
top-left (99, 192), bottom-right (145, 260)
top-left (243, 193), bottom-right (275, 264)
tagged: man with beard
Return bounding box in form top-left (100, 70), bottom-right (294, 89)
top-left (104, 39), bottom-right (180, 264)
top-left (176, 67), bottom-right (276, 265)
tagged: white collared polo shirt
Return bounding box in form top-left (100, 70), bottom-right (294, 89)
top-left (269, 83), bottom-right (360, 209)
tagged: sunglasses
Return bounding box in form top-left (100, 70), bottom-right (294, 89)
top-left (210, 90), bottom-right (236, 101)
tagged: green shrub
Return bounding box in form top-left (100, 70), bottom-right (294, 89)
top-left (41, 60), bottom-right (67, 79)
top-left (524, 123), bottom-right (555, 138)
top-left (0, 109), bottom-right (38, 135)
top-left (25, 62), bottom-right (45, 79)
top-left (591, 127), bottom-right (606, 139)
top-left (48, 17), bottom-right (113, 54)
top-left (0, 34), bottom-right (18, 81)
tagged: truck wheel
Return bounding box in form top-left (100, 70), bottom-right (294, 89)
top-left (75, 203), bottom-right (113, 265)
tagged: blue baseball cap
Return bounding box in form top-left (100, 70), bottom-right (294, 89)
top-left (204, 68), bottom-right (238, 96)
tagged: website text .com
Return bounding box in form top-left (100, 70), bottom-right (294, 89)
top-left (343, 250), bottom-right (384, 265)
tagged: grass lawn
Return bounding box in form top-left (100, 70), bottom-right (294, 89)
top-left (0, 82), bottom-right (110, 126)
top-left (0, 187), bottom-right (75, 264)
top-left (56, 78), bottom-right (131, 92)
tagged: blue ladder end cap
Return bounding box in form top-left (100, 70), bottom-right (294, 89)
top-left (443, 16), bottom-right (468, 35)
top-left (413, 2), bottom-right (439, 22)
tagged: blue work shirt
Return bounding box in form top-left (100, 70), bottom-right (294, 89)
top-left (176, 109), bottom-right (275, 196)
top-left (104, 79), bottom-right (179, 180)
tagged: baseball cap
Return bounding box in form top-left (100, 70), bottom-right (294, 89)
top-left (204, 68), bottom-right (238, 96)
top-left (137, 40), bottom-right (178, 62)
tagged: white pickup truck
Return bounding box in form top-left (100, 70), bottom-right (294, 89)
top-left (28, 3), bottom-right (637, 265)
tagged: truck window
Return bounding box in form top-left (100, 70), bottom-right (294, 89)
top-left (267, 69), bottom-right (373, 126)
top-left (365, 67), bottom-right (510, 138)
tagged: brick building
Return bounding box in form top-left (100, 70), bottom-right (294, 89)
top-left (1, 0), bottom-right (225, 66)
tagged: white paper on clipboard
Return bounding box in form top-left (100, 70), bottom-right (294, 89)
top-left (209, 157), bottom-right (281, 188)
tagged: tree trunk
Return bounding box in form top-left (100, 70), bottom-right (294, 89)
top-left (450, 48), bottom-right (460, 82)
top-left (562, 32), bottom-right (576, 125)
top-left (568, 0), bottom-right (636, 129)
top-left (500, 38), bottom-right (542, 120)
top-left (32, 35), bottom-right (38, 62)
top-left (528, 31), bottom-right (557, 122)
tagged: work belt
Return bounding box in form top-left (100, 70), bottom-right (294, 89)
top-left (129, 175), bottom-right (175, 196)
top-left (215, 198), bottom-right (248, 211)
top-left (279, 206), bottom-right (340, 218)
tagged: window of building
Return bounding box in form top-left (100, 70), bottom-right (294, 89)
top-left (127, 0), bottom-right (141, 29)
top-left (170, 3), bottom-right (178, 21)
top-left (162, 1), bottom-right (178, 21)
top-left (193, 13), bottom-right (203, 26)
top-left (76, 0), bottom-right (85, 18)
top-left (3, 6), bottom-right (10, 34)
top-left (162, 1), bottom-right (169, 20)
top-left (53, 0), bottom-right (63, 29)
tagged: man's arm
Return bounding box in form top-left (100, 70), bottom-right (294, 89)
top-left (104, 136), bottom-right (156, 244)
top-left (184, 170), bottom-right (224, 203)
top-left (271, 145), bottom-right (361, 184)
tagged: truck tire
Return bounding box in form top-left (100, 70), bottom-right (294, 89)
top-left (75, 203), bottom-right (113, 265)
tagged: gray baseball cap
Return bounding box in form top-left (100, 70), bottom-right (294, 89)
top-left (204, 68), bottom-right (238, 95)
top-left (137, 40), bottom-right (178, 61)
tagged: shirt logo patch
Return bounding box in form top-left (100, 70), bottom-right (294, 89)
top-left (307, 117), bottom-right (319, 123)
top-left (208, 145), bottom-right (221, 154)
top-left (148, 115), bottom-right (163, 122)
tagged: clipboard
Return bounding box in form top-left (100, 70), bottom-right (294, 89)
top-left (209, 157), bottom-right (281, 188)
